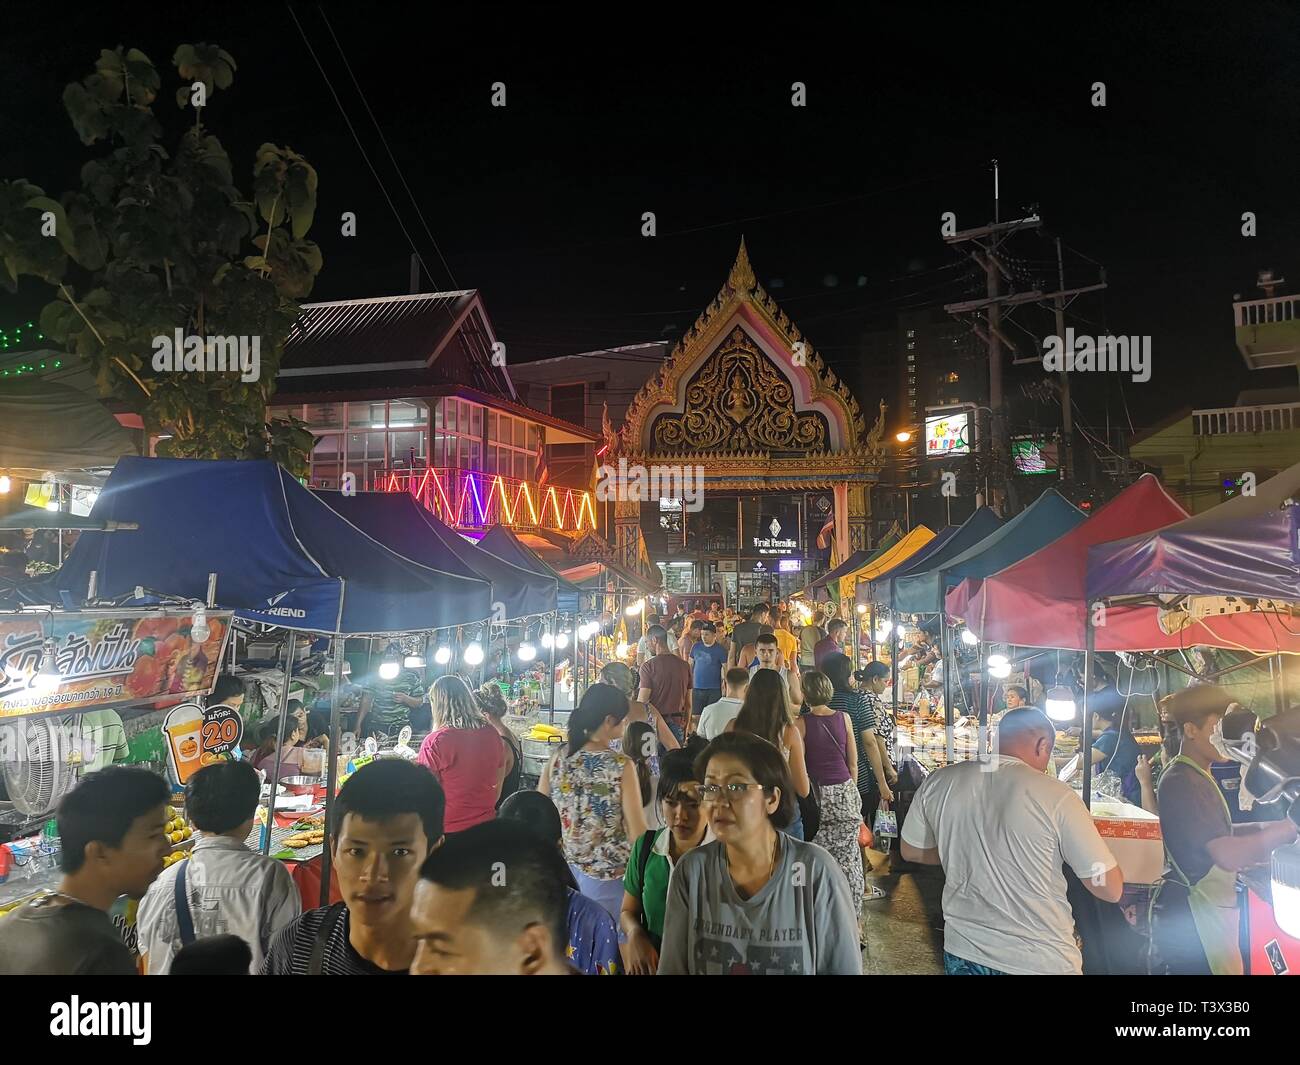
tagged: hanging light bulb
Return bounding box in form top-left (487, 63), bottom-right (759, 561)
top-left (1044, 686), bottom-right (1078, 722)
top-left (378, 645), bottom-right (401, 680)
top-left (615, 640), bottom-right (629, 658)
top-left (0, 475), bottom-right (10, 494)
top-left (463, 641), bottom-right (485, 667)
top-left (624, 598), bottom-right (645, 616)
top-left (988, 660), bottom-right (1012, 680)
top-left (875, 621), bottom-right (893, 641)
top-left (541, 631), bottom-right (555, 649)
top-left (434, 645), bottom-right (453, 665)
top-left (986, 653), bottom-right (1009, 669)
top-left (556, 631), bottom-right (570, 649)
top-left (961, 628), bottom-right (980, 647)
top-left (855, 603), bottom-right (868, 614)
top-left (31, 639), bottom-right (62, 693)
top-left (45, 499), bottom-right (59, 512)
top-left (517, 641), bottom-right (537, 662)
top-left (404, 653), bottom-right (426, 669)
top-left (189, 603), bottom-right (211, 644)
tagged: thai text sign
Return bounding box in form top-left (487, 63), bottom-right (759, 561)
top-left (0, 611), bottom-right (232, 720)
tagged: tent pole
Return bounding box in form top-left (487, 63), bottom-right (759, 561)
top-left (319, 637), bottom-right (345, 906)
top-left (548, 610), bottom-right (558, 722)
top-left (941, 615), bottom-right (954, 764)
top-left (869, 601), bottom-right (877, 663)
top-left (1082, 606), bottom-right (1095, 810)
top-left (262, 630), bottom-right (299, 856)
top-left (1277, 653), bottom-right (1290, 713)
top-left (890, 616), bottom-right (900, 722)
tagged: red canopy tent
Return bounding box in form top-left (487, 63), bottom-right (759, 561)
top-left (949, 474), bottom-right (1300, 653)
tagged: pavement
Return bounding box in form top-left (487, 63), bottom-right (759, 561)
top-left (859, 846), bottom-right (947, 975)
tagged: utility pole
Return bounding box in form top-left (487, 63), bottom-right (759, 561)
top-left (1054, 237), bottom-right (1073, 483)
top-left (944, 176), bottom-right (1106, 511)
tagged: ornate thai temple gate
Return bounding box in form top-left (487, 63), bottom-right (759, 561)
top-left (600, 240), bottom-right (887, 598)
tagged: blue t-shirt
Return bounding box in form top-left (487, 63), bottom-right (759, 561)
top-left (690, 641), bottom-right (727, 689)
top-left (565, 888), bottom-right (621, 975)
top-left (1093, 728), bottom-right (1141, 804)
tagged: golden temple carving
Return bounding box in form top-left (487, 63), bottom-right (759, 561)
top-left (616, 238), bottom-right (874, 467)
top-left (650, 327), bottom-right (829, 452)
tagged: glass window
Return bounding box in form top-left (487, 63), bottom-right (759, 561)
top-left (470, 442), bottom-right (482, 470)
top-left (513, 419), bottom-right (525, 447)
top-left (389, 399), bottom-right (423, 428)
top-left (349, 401), bottom-right (386, 428)
top-left (488, 410), bottom-right (498, 442)
top-left (458, 438), bottom-right (470, 470)
top-left (471, 404), bottom-right (483, 438)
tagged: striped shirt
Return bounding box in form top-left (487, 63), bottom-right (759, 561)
top-left (260, 905), bottom-right (408, 975)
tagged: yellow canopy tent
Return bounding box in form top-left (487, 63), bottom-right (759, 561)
top-left (837, 525), bottom-right (936, 601)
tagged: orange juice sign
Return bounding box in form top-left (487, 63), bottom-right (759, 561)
top-left (163, 702), bottom-right (244, 786)
top-left (0, 612), bottom-right (232, 721)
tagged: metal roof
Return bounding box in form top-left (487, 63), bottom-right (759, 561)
top-left (281, 290), bottom-right (515, 399)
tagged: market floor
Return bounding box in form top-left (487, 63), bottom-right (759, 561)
top-left (859, 847), bottom-right (946, 975)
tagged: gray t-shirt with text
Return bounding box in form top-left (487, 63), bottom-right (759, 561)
top-left (657, 835), bottom-right (862, 975)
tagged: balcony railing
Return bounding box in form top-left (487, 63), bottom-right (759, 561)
top-left (1233, 294), bottom-right (1300, 369)
top-left (1192, 403), bottom-right (1300, 436)
top-left (373, 466), bottom-right (597, 533)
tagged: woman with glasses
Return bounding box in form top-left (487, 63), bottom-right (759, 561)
top-left (619, 748), bottom-right (711, 974)
top-left (657, 732), bottom-right (862, 975)
top-left (540, 683), bottom-right (649, 920)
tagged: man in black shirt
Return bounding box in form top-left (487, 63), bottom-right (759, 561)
top-left (0, 767), bottom-right (170, 974)
top-left (411, 821), bottom-right (574, 975)
top-left (261, 759), bottom-right (445, 974)
top-left (726, 603), bottom-right (773, 670)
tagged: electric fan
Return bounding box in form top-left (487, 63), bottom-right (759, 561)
top-left (0, 715), bottom-right (83, 817)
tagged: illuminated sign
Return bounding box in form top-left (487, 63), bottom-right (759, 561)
top-left (778, 559), bottom-right (802, 573)
top-left (925, 410), bottom-right (971, 456)
top-left (1012, 436), bottom-right (1059, 475)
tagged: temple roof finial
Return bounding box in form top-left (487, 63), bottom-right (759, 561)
top-left (728, 236), bottom-right (756, 296)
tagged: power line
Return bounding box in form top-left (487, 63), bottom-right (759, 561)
top-left (316, 6), bottom-right (459, 291)
top-left (285, 4), bottom-right (441, 290)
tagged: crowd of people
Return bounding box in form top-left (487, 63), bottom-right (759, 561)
top-left (1, 596), bottom-right (1294, 977)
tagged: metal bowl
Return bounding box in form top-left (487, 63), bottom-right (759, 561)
top-left (282, 775), bottom-right (319, 796)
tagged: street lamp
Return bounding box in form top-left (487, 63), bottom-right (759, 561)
top-left (895, 430), bottom-right (912, 443)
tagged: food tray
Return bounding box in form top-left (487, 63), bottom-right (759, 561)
top-left (243, 823), bottom-right (325, 862)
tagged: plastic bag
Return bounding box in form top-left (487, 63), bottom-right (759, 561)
top-left (874, 806), bottom-right (898, 839)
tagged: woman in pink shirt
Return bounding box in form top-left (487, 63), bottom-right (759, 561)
top-left (417, 676), bottom-right (505, 833)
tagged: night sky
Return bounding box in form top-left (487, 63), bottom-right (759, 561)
top-left (3, 3), bottom-right (1299, 436)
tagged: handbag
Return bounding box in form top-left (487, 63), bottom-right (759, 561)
top-left (797, 781), bottom-right (821, 841)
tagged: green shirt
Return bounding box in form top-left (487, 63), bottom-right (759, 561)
top-left (363, 670), bottom-right (423, 733)
top-left (623, 829), bottom-right (673, 945)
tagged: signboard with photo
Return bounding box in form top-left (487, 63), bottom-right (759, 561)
top-left (162, 700), bottom-right (244, 786)
top-left (0, 611), bottom-right (233, 721)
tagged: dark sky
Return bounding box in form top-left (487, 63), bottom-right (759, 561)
top-left (3, 3), bottom-right (1299, 437)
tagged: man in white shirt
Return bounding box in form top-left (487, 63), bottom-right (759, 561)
top-left (138, 760), bottom-right (301, 974)
top-left (696, 669), bottom-right (750, 740)
top-left (900, 708), bottom-right (1122, 975)
top-left (749, 633), bottom-right (804, 716)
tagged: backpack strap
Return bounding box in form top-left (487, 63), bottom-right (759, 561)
top-left (173, 859), bottom-right (196, 948)
top-left (307, 902), bottom-right (347, 976)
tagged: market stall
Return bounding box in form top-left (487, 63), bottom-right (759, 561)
top-left (0, 605), bottom-right (234, 920)
top-left (50, 456), bottom-right (499, 909)
top-left (1086, 463), bottom-right (1300, 975)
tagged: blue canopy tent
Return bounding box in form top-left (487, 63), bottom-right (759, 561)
top-left (892, 491), bottom-right (1084, 615)
top-left (861, 507), bottom-right (1004, 608)
top-left (313, 490), bottom-right (558, 619)
top-left (55, 457), bottom-right (494, 634)
top-left (804, 549), bottom-right (873, 601)
top-left (476, 525), bottom-right (583, 613)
